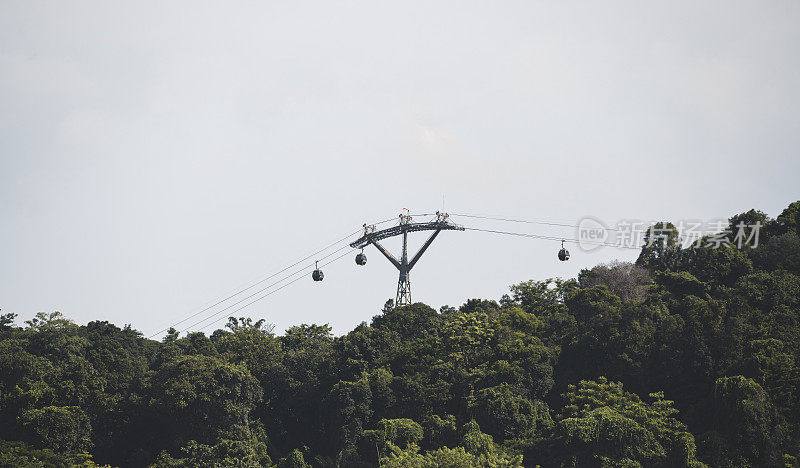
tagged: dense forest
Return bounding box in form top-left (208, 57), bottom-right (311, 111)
top-left (2, 202), bottom-right (800, 467)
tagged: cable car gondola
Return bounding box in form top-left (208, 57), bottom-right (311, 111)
top-left (355, 249), bottom-right (367, 265)
top-left (312, 261), bottom-right (324, 281)
top-left (558, 240), bottom-right (570, 261)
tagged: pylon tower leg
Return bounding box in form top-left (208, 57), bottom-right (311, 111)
top-left (396, 274), bottom-right (411, 306)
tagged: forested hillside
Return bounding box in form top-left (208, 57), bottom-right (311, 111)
top-left (2, 202), bottom-right (799, 467)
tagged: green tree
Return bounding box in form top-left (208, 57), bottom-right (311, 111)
top-left (636, 222), bottom-right (682, 272)
top-left (149, 439), bottom-right (269, 468)
top-left (530, 377), bottom-right (706, 467)
top-left (578, 261), bottom-right (652, 303)
top-left (20, 405), bottom-right (93, 453)
top-left (698, 376), bottom-right (782, 467)
top-left (146, 355), bottom-right (262, 451)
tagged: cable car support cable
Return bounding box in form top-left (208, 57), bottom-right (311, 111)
top-left (148, 216), bottom-right (396, 338)
top-left (179, 245), bottom-right (355, 334)
top-left (193, 248), bottom-right (357, 333)
top-left (449, 213), bottom-right (641, 233)
top-left (464, 226), bottom-right (641, 249)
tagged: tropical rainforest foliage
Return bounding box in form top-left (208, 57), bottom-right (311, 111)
top-left (1, 201), bottom-right (800, 467)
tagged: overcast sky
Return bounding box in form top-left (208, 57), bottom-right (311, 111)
top-left (1, 1), bottom-right (798, 337)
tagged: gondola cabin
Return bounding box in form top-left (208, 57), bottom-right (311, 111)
top-left (558, 240), bottom-right (570, 261)
top-left (312, 261), bottom-right (324, 281)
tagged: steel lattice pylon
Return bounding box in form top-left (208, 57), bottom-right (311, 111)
top-left (350, 211), bottom-right (464, 306)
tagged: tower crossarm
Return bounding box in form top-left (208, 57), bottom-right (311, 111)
top-left (349, 221), bottom-right (464, 249)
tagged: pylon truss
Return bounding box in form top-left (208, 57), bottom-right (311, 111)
top-left (350, 212), bottom-right (463, 306)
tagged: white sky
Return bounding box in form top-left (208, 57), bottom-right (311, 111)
top-left (2, 1), bottom-right (799, 336)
